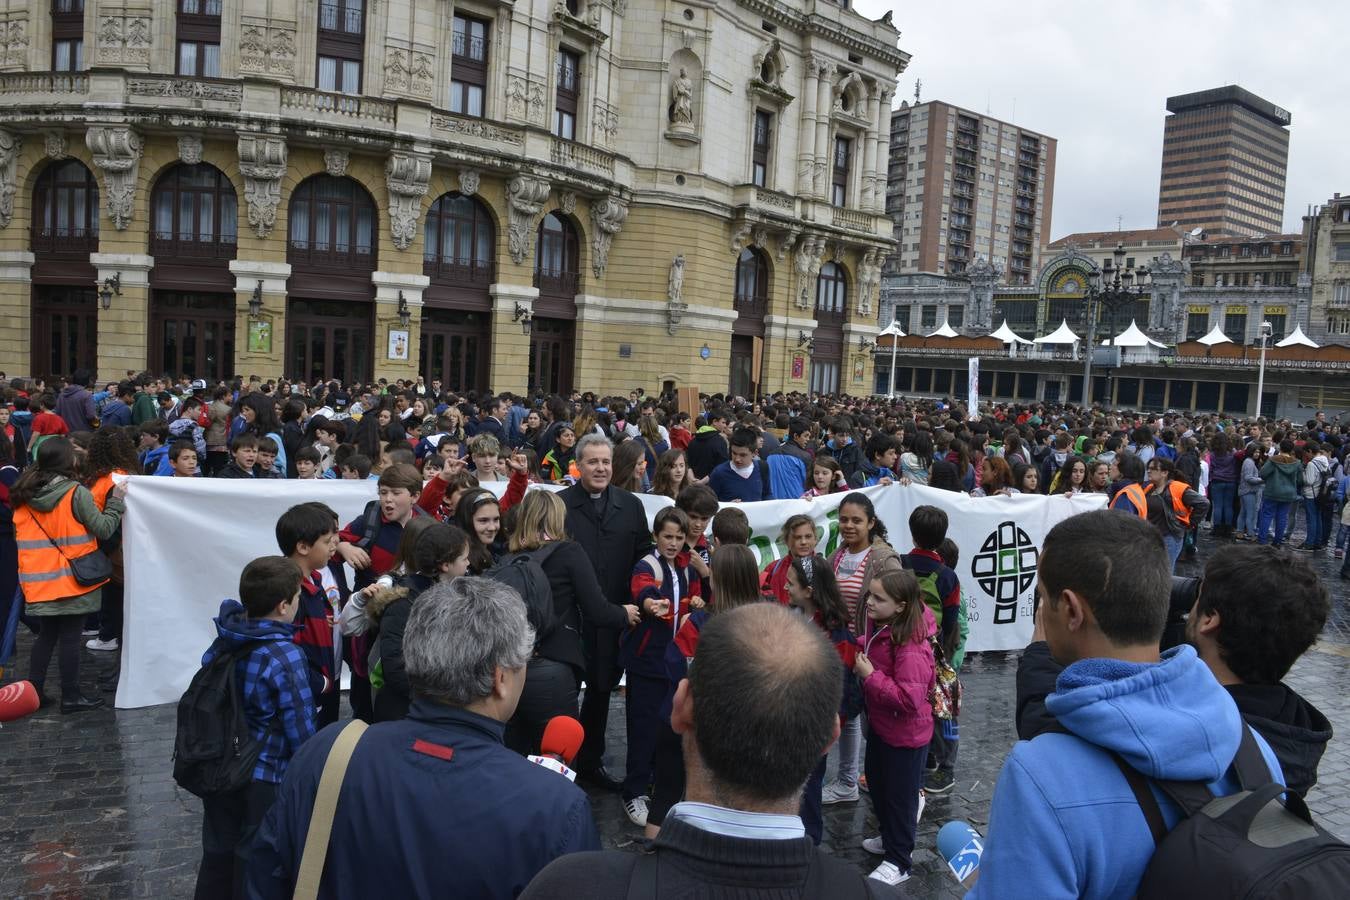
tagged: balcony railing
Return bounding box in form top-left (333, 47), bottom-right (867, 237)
top-left (0, 72), bottom-right (88, 95)
top-left (288, 240), bottom-right (375, 271)
top-left (281, 86), bottom-right (395, 124)
top-left (534, 269), bottom-right (580, 298)
top-left (831, 207), bottom-right (872, 232)
top-left (550, 139), bottom-right (614, 177)
top-left (31, 227), bottom-right (97, 255)
top-left (150, 234), bottom-right (236, 261)
top-left (423, 258), bottom-right (495, 285)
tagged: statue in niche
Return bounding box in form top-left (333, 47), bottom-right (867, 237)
top-left (668, 68), bottom-right (694, 130)
top-left (668, 254), bottom-right (685, 303)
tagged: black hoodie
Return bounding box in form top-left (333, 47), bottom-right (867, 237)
top-left (1225, 683), bottom-right (1332, 798)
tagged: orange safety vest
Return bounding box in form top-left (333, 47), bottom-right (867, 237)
top-left (1111, 483), bottom-right (1149, 518)
top-left (1147, 480), bottom-right (1192, 528)
top-left (14, 485), bottom-right (106, 603)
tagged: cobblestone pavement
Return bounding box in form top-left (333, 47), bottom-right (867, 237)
top-left (3, 525), bottom-right (1348, 898)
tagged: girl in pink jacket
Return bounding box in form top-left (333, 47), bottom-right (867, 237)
top-left (854, 569), bottom-right (936, 887)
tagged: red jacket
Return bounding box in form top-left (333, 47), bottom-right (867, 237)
top-left (669, 426), bottom-right (693, 451)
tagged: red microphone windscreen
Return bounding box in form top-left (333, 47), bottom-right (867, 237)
top-left (0, 680), bottom-right (40, 723)
top-left (539, 716), bottom-right (585, 765)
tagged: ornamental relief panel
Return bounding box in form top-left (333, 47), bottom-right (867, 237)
top-left (96, 12), bottom-right (152, 67)
top-left (383, 46), bottom-right (435, 99)
top-left (239, 19), bottom-right (296, 80)
top-left (505, 74), bottom-right (547, 127)
top-left (1, 14), bottom-right (27, 69)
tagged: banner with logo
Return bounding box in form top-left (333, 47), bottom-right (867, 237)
top-left (116, 477), bottom-right (1103, 708)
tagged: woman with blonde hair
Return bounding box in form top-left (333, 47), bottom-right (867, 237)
top-left (504, 489), bottom-right (639, 755)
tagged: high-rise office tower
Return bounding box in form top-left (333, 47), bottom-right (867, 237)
top-left (1157, 85), bottom-right (1291, 237)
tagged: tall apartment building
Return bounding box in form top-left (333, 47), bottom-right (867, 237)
top-left (1157, 85), bottom-right (1291, 238)
top-left (885, 100), bottom-right (1056, 285)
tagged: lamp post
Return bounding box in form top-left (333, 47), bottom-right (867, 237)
top-left (1081, 243), bottom-right (1150, 406)
top-left (1255, 319), bottom-right (1273, 418)
top-left (879, 320), bottom-right (904, 399)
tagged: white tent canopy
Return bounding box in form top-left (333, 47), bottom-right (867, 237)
top-left (879, 320), bottom-right (906, 338)
top-left (1196, 324), bottom-right (1233, 346)
top-left (928, 320), bottom-right (959, 338)
top-left (1034, 319), bottom-right (1081, 344)
top-left (990, 320), bottom-right (1032, 344)
top-left (1104, 320), bottom-right (1166, 348)
top-left (1275, 324), bottom-right (1319, 348)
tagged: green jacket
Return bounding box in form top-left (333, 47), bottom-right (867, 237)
top-left (1259, 454), bottom-right (1302, 503)
top-left (131, 391), bottom-right (158, 425)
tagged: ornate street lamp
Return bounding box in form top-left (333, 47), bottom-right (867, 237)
top-left (1081, 243), bottom-right (1150, 405)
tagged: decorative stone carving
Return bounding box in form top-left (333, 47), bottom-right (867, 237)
top-left (430, 115), bottom-right (524, 145)
top-left (667, 254), bottom-right (687, 334)
top-left (240, 21), bottom-right (296, 78)
top-left (127, 77), bottom-right (243, 102)
top-left (86, 126), bottom-right (142, 230)
top-left (0, 129), bottom-right (19, 229)
top-left (2, 16), bottom-right (28, 67)
top-left (730, 221), bottom-right (752, 254)
top-left (506, 175), bottom-right (551, 264)
top-left (44, 131), bottom-right (67, 160)
top-left (751, 227), bottom-right (769, 251)
top-left (1145, 251), bottom-right (1188, 337)
top-left (458, 169), bottom-right (480, 196)
top-left (384, 48), bottom-right (410, 92)
top-left (383, 48), bottom-right (433, 98)
top-left (324, 148), bottom-right (349, 177)
top-left (385, 151), bottom-right (433, 252)
top-left (965, 255), bottom-right (1001, 332)
top-left (268, 28), bottom-right (295, 75)
top-left (794, 234), bottom-right (826, 308)
top-left (753, 39), bottom-right (785, 86)
top-left (559, 192), bottom-right (577, 216)
top-left (411, 52), bottom-right (434, 96)
top-left (856, 248), bottom-right (882, 317)
top-left (177, 134), bottom-right (203, 166)
top-left (237, 134), bottom-right (287, 238)
top-left (668, 68), bottom-right (694, 130)
top-left (777, 230), bottom-right (798, 264)
top-left (97, 14), bottom-right (151, 66)
top-left (589, 195), bottom-right (628, 278)
top-left (593, 99), bottom-right (620, 141)
top-left (505, 75), bottom-right (546, 126)
top-left (833, 71), bottom-right (866, 116)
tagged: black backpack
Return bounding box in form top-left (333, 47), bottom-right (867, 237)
top-left (485, 542), bottom-right (564, 646)
top-left (172, 641), bottom-right (266, 798)
top-left (1117, 727), bottom-right (1350, 899)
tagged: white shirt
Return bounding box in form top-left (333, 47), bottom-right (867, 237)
top-left (666, 802), bottom-right (806, 840)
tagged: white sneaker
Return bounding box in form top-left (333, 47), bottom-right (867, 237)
top-left (862, 835), bottom-right (885, 855)
top-left (86, 638), bottom-right (119, 652)
top-left (916, 789), bottom-right (926, 824)
top-left (868, 861), bottom-right (910, 885)
top-left (624, 795), bottom-right (650, 827)
top-left (821, 780), bottom-right (859, 804)
top-left (81, 628), bottom-right (99, 637)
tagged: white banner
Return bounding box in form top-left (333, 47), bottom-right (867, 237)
top-left (117, 477), bottom-right (1103, 708)
top-left (967, 356), bottom-right (980, 419)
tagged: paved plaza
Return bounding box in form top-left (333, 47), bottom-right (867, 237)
top-left (3, 530), bottom-right (1349, 898)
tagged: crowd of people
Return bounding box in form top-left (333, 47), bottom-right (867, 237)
top-left (0, 367), bottom-right (1345, 898)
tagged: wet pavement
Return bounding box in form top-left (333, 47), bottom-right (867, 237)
top-left (3, 525), bottom-right (1349, 899)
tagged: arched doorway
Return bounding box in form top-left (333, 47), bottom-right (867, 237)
top-left (730, 246), bottom-right (769, 399)
top-left (531, 211), bottom-right (580, 394)
top-left (286, 174), bottom-right (377, 384)
top-left (148, 163), bottom-right (238, 380)
top-left (811, 262), bottom-right (847, 394)
top-left (422, 191), bottom-right (494, 393)
top-left (29, 159), bottom-right (100, 380)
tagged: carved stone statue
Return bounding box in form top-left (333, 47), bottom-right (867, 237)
top-left (669, 68), bottom-right (694, 129)
top-left (668, 254), bottom-right (685, 303)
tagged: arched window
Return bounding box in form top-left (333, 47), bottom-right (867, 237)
top-left (423, 192), bottom-right (494, 285)
top-left (151, 163), bottom-right (237, 259)
top-left (734, 247), bottom-right (769, 313)
top-left (815, 261), bottom-right (847, 316)
top-left (31, 160), bottom-right (99, 254)
top-left (287, 175), bottom-right (376, 270)
top-left (534, 212), bottom-right (580, 299)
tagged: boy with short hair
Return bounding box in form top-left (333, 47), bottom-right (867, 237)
top-left (193, 556), bottom-right (315, 900)
top-left (903, 505), bottom-right (963, 795)
top-left (138, 420), bottom-right (170, 475)
top-left (294, 446), bottom-right (321, 479)
top-left (468, 433), bottom-right (505, 482)
top-left (707, 427), bottom-right (769, 503)
top-left (256, 437), bottom-right (284, 478)
top-left (217, 433), bottom-right (259, 478)
top-left (339, 453), bottom-right (372, 480)
top-left (675, 483), bottom-right (718, 588)
top-left (276, 502), bottom-right (343, 727)
top-left (711, 506), bottom-right (750, 548)
top-left (168, 440), bottom-right (200, 477)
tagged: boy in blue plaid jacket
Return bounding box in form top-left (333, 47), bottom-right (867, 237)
top-left (194, 556), bottom-right (317, 900)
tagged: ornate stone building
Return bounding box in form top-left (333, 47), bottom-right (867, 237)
top-left (0, 0), bottom-right (906, 395)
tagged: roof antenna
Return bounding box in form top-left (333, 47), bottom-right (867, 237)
top-left (1117, 215), bottom-right (1123, 232)
top-left (914, 79), bottom-right (922, 103)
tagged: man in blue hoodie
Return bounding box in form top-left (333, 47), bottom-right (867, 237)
top-left (971, 510), bottom-right (1283, 900)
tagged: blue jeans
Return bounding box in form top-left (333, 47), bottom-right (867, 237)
top-left (1257, 499), bottom-right (1292, 545)
top-left (1336, 522), bottom-right (1349, 552)
top-left (1210, 481), bottom-right (1236, 528)
top-left (832, 714), bottom-right (862, 788)
top-left (1163, 533), bottom-right (1183, 571)
top-left (1238, 493), bottom-right (1261, 535)
top-left (1303, 498), bottom-right (1323, 547)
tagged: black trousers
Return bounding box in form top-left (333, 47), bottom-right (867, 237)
top-left (576, 625), bottom-right (621, 772)
top-left (506, 657), bottom-right (579, 756)
top-left (98, 580), bottom-right (124, 642)
top-left (926, 716), bottom-right (959, 772)
top-left (865, 732), bottom-right (927, 871)
top-left (646, 724), bottom-right (685, 828)
top-left (799, 754), bottom-right (828, 845)
top-left (29, 613), bottom-right (85, 697)
top-left (195, 780), bottom-right (276, 900)
top-left (622, 673), bottom-right (666, 801)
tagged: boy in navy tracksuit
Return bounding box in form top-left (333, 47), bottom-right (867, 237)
top-left (277, 502), bottom-right (343, 728)
top-left (619, 506), bottom-right (702, 828)
top-left (902, 505), bottom-right (963, 794)
top-left (194, 556), bottom-right (316, 900)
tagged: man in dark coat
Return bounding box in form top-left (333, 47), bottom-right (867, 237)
top-left (561, 433), bottom-right (651, 790)
top-left (684, 410), bottom-right (730, 479)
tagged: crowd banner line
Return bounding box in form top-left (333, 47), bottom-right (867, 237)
top-left (117, 477), bottom-right (1104, 709)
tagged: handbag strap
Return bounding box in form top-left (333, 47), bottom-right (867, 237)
top-left (294, 719), bottom-right (369, 900)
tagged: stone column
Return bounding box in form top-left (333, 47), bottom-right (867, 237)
top-left (0, 251), bottom-right (35, 375)
top-left (90, 252), bottom-right (153, 381)
top-left (488, 282), bottom-right (540, 395)
top-left (371, 271), bottom-right (430, 383)
top-left (873, 89), bottom-right (895, 213)
top-left (797, 57), bottom-right (820, 199)
top-left (813, 62), bottom-right (835, 198)
top-left (860, 88), bottom-right (881, 212)
top-left (229, 260), bottom-right (291, 377)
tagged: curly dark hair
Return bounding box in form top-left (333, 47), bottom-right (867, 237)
top-left (1197, 545), bottom-right (1329, 684)
top-left (84, 426), bottom-right (141, 481)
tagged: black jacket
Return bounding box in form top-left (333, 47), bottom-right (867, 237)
top-left (282, 420), bottom-right (305, 479)
top-left (821, 439), bottom-right (865, 484)
top-left (537, 540), bottom-right (631, 674)
top-left (371, 573), bottom-right (436, 723)
top-left (685, 429), bottom-right (729, 480)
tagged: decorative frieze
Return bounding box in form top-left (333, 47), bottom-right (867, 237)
top-left (506, 175), bottom-right (551, 265)
top-left (385, 151), bottom-right (433, 252)
top-left (1, 14), bottom-right (27, 68)
top-left (430, 114), bottom-right (524, 146)
top-left (592, 99), bottom-right (620, 142)
top-left (384, 47), bottom-right (434, 98)
top-left (85, 125), bottom-right (142, 230)
top-left (0, 129), bottom-right (19, 229)
top-left (128, 77), bottom-right (242, 103)
top-left (237, 134), bottom-right (287, 239)
top-left (505, 74), bottom-right (547, 126)
top-left (589, 195), bottom-right (628, 278)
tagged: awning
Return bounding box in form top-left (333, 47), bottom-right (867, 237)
top-left (927, 320), bottom-right (959, 338)
top-left (1104, 320), bottom-right (1166, 348)
top-left (1196, 324), bottom-right (1232, 346)
top-left (1034, 319), bottom-right (1081, 344)
top-left (1275, 324), bottom-right (1319, 348)
top-left (989, 320), bottom-right (1032, 344)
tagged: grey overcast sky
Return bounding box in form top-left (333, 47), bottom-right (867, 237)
top-left (851, 0), bottom-right (1347, 239)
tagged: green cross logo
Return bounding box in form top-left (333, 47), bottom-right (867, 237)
top-left (970, 520), bottom-right (1039, 624)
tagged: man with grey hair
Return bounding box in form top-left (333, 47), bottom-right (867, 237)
top-left (247, 578), bottom-right (599, 900)
top-left (561, 433), bottom-right (652, 798)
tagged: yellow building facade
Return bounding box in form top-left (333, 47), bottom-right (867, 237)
top-left (0, 0), bottom-right (906, 396)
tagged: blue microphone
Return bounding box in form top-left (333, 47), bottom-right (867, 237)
top-left (937, 820), bottom-right (984, 888)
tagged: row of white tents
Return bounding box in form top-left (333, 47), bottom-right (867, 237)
top-left (879, 318), bottom-right (1321, 349)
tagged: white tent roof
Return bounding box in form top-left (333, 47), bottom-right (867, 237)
top-left (1275, 324), bottom-right (1319, 348)
top-left (878, 320), bottom-right (906, 338)
top-left (927, 320), bottom-right (959, 338)
top-left (989, 320), bottom-right (1032, 344)
top-left (1103, 320), bottom-right (1166, 348)
top-left (1034, 319), bottom-right (1081, 344)
top-left (1196, 324), bottom-right (1232, 346)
